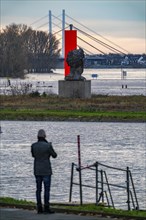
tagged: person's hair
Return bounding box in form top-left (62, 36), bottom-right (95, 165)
top-left (37, 129), bottom-right (46, 138)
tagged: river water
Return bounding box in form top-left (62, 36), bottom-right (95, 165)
top-left (0, 121), bottom-right (146, 210)
top-left (0, 68), bottom-right (146, 96)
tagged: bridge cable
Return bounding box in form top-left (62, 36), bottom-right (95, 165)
top-left (30, 15), bottom-right (48, 26)
top-left (51, 13), bottom-right (128, 56)
top-left (52, 25), bottom-right (70, 36)
top-left (74, 26), bottom-right (126, 55)
top-left (51, 14), bottom-right (108, 54)
top-left (36, 22), bottom-right (49, 30)
top-left (52, 13), bottom-right (126, 55)
top-left (77, 45), bottom-right (94, 55)
top-left (77, 36), bottom-right (106, 55)
top-left (75, 27), bottom-right (124, 54)
top-left (66, 13), bottom-right (130, 54)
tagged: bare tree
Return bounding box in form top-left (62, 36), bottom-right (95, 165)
top-left (0, 23), bottom-right (60, 78)
top-left (0, 24), bottom-right (28, 78)
top-left (25, 30), bottom-right (60, 73)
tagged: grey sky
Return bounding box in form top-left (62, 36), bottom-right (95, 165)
top-left (1, 0), bottom-right (146, 53)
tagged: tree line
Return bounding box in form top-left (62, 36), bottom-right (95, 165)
top-left (0, 23), bottom-right (60, 78)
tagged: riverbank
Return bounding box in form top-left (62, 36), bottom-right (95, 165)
top-left (0, 197), bottom-right (146, 219)
top-left (0, 94), bottom-right (146, 122)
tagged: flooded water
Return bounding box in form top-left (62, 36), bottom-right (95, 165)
top-left (0, 68), bottom-right (146, 96)
top-left (26, 68), bottom-right (146, 80)
top-left (0, 121), bottom-right (145, 210)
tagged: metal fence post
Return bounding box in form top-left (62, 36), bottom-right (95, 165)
top-left (129, 170), bottom-right (139, 210)
top-left (77, 135), bottom-right (83, 205)
top-left (126, 166), bottom-right (130, 210)
top-left (96, 162), bottom-right (99, 205)
top-left (69, 162), bottom-right (74, 202)
top-left (101, 169), bottom-right (104, 203)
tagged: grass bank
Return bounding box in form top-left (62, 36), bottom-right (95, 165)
top-left (0, 94), bottom-right (146, 122)
top-left (0, 197), bottom-right (146, 219)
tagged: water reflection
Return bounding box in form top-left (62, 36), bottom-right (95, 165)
top-left (0, 121), bottom-right (145, 209)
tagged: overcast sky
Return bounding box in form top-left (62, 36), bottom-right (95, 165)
top-left (1, 0), bottom-right (146, 54)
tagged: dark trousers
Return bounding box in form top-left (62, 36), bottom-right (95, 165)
top-left (35, 175), bottom-right (51, 206)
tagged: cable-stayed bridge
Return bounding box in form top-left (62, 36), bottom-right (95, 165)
top-left (30, 10), bottom-right (129, 56)
top-left (30, 10), bottom-right (146, 68)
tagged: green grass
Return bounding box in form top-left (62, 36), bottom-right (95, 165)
top-left (0, 197), bottom-right (35, 206)
top-left (0, 108), bottom-right (146, 121)
top-left (0, 197), bottom-right (146, 218)
top-left (0, 94), bottom-right (146, 122)
top-left (59, 204), bottom-right (146, 218)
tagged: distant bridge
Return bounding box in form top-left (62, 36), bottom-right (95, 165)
top-left (30, 10), bottom-right (146, 68)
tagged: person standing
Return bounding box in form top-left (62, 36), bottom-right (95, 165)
top-left (31, 129), bottom-right (57, 214)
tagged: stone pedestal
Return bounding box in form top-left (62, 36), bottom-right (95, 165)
top-left (58, 80), bottom-right (91, 98)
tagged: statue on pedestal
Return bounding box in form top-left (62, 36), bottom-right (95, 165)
top-left (65, 48), bottom-right (86, 81)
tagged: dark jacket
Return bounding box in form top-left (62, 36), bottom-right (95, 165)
top-left (31, 138), bottom-right (57, 176)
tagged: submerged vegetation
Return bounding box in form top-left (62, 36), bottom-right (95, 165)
top-left (0, 94), bottom-right (146, 121)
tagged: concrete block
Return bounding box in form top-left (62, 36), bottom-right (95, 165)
top-left (58, 80), bottom-right (91, 98)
